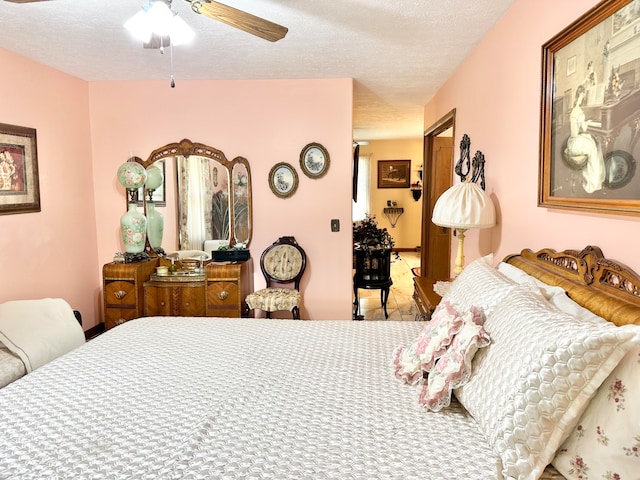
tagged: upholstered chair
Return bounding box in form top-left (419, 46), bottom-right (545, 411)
top-left (245, 236), bottom-right (307, 320)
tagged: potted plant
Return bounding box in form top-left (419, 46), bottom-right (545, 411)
top-left (353, 214), bottom-right (395, 251)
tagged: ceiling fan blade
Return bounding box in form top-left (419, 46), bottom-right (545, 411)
top-left (190, 0), bottom-right (288, 42)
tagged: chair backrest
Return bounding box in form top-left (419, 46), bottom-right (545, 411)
top-left (260, 236), bottom-right (307, 290)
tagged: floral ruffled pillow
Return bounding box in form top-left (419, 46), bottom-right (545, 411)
top-left (392, 301), bottom-right (464, 385)
top-left (418, 306), bottom-right (490, 412)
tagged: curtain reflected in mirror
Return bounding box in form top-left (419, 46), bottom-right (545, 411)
top-left (177, 156), bottom-right (232, 250)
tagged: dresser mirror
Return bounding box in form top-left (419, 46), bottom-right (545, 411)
top-left (140, 139), bottom-right (252, 252)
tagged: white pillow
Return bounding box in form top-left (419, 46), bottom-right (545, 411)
top-left (442, 255), bottom-right (515, 318)
top-left (497, 261), bottom-right (566, 299)
top-left (552, 345), bottom-right (640, 479)
top-left (548, 291), bottom-right (606, 325)
top-left (454, 285), bottom-right (640, 480)
top-left (496, 261), bottom-right (608, 324)
top-left (0, 298), bottom-right (85, 372)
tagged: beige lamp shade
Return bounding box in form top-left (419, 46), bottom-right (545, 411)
top-left (432, 181), bottom-right (495, 230)
top-left (432, 181), bottom-right (496, 276)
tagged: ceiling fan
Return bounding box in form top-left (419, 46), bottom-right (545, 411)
top-left (186, 0), bottom-right (288, 42)
top-left (3, 0), bottom-right (287, 42)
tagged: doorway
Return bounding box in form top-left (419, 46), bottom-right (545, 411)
top-left (420, 109), bottom-right (455, 280)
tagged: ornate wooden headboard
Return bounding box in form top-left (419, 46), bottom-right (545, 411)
top-left (504, 246), bottom-right (640, 326)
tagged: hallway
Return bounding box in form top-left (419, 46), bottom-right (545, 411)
top-left (353, 251), bottom-right (421, 321)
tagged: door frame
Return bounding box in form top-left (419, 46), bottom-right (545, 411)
top-left (420, 108), bottom-right (456, 279)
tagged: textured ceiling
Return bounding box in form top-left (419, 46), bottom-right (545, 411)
top-left (0, 0), bottom-right (516, 140)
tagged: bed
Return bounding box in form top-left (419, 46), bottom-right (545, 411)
top-left (0, 246), bottom-right (638, 480)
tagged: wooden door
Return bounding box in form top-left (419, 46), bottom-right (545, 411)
top-left (424, 136), bottom-right (453, 279)
top-left (420, 109), bottom-right (455, 280)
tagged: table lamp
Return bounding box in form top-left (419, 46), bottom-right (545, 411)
top-left (432, 179), bottom-right (495, 276)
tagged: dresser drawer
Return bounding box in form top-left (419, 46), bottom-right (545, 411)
top-left (144, 282), bottom-right (206, 317)
top-left (206, 280), bottom-right (240, 317)
top-left (104, 281), bottom-right (136, 308)
top-left (104, 308), bottom-right (137, 330)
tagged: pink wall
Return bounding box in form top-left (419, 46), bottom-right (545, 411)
top-left (0, 48), bottom-right (100, 326)
top-left (424, 0), bottom-right (640, 273)
top-left (89, 79), bottom-right (354, 321)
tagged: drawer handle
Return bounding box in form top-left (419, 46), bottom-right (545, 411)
top-left (114, 290), bottom-right (127, 300)
top-left (217, 290), bottom-right (229, 300)
top-left (160, 301), bottom-right (166, 306)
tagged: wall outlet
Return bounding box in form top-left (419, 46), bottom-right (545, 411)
top-left (330, 219), bottom-right (340, 232)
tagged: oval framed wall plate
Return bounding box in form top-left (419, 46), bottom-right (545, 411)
top-left (269, 162), bottom-right (299, 198)
top-left (299, 142), bottom-right (330, 179)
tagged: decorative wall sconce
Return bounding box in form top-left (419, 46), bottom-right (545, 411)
top-left (410, 181), bottom-right (422, 201)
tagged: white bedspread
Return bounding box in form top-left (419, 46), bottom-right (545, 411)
top-left (0, 317), bottom-right (550, 479)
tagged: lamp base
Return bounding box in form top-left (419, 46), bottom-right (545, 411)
top-left (453, 229), bottom-right (468, 277)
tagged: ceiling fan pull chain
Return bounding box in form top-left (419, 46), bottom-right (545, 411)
top-left (170, 43), bottom-right (176, 88)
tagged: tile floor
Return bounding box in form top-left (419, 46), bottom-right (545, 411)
top-left (353, 251), bottom-right (421, 321)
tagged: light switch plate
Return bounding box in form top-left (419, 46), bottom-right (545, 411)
top-left (330, 219), bottom-right (340, 232)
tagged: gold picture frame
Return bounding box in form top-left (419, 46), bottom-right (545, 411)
top-left (539, 0), bottom-right (640, 215)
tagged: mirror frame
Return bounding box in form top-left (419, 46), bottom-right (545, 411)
top-left (139, 138), bottom-right (253, 253)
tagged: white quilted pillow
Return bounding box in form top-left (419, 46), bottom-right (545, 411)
top-left (442, 255), bottom-right (515, 318)
top-left (454, 285), bottom-right (640, 480)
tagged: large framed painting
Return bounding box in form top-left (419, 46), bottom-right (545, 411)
top-left (377, 160), bottom-right (411, 188)
top-left (0, 123), bottom-right (40, 215)
top-left (539, 0), bottom-right (640, 215)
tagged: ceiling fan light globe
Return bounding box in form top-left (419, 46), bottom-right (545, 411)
top-left (124, 9), bottom-right (153, 43)
top-left (147, 0), bottom-right (174, 36)
top-left (169, 14), bottom-right (195, 46)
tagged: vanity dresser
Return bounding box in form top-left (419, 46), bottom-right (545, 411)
top-left (103, 259), bottom-right (253, 329)
top-left (104, 138), bottom-right (255, 330)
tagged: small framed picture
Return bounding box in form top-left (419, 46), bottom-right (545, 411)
top-left (299, 142), bottom-right (330, 179)
top-left (377, 159), bottom-right (411, 188)
top-left (269, 162), bottom-right (298, 198)
top-left (0, 123), bottom-right (40, 215)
